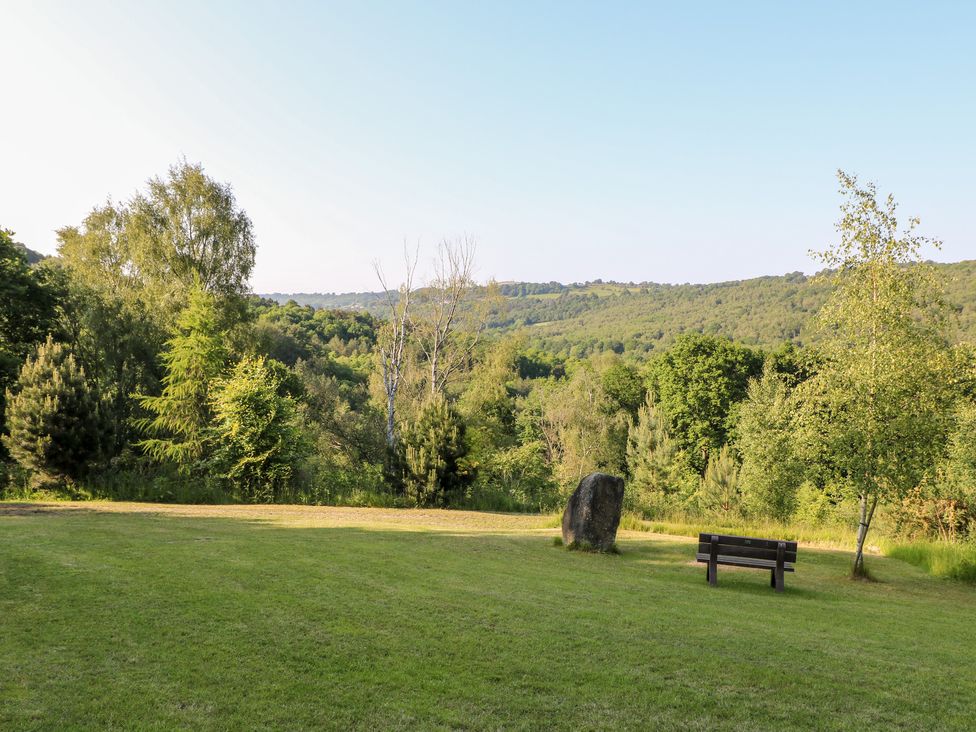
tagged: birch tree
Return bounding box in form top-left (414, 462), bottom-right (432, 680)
top-left (414, 238), bottom-right (494, 396)
top-left (374, 248), bottom-right (417, 449)
top-left (799, 171), bottom-right (952, 576)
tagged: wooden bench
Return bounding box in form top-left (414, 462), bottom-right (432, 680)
top-left (696, 533), bottom-right (798, 592)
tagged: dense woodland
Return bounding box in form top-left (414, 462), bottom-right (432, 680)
top-left (2, 162), bottom-right (975, 571)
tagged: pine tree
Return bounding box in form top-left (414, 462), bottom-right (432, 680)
top-left (3, 337), bottom-right (104, 484)
top-left (209, 356), bottom-right (308, 503)
top-left (135, 285), bottom-right (226, 471)
top-left (0, 228), bottom-right (63, 457)
top-left (697, 446), bottom-right (741, 514)
top-left (737, 364), bottom-right (804, 521)
top-left (625, 391), bottom-right (683, 514)
top-left (400, 396), bottom-right (471, 506)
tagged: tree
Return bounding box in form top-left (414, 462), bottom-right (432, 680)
top-left (400, 395), bottom-right (471, 506)
top-left (602, 361), bottom-right (645, 416)
top-left (909, 400), bottom-right (976, 541)
top-left (294, 358), bottom-right (384, 468)
top-left (374, 248), bottom-right (417, 449)
top-left (646, 333), bottom-right (763, 473)
top-left (697, 446), bottom-right (742, 514)
top-left (56, 204), bottom-right (138, 303)
top-left (458, 338), bottom-right (556, 510)
top-left (458, 337), bottom-right (521, 455)
top-left (3, 337), bottom-right (105, 484)
top-left (520, 365), bottom-right (626, 490)
top-left (625, 391), bottom-right (688, 514)
top-left (58, 162), bottom-right (255, 321)
top-left (56, 206), bottom-right (166, 454)
top-left (53, 267), bottom-right (164, 459)
top-left (0, 229), bottom-right (64, 457)
top-left (209, 356), bottom-right (309, 503)
top-left (54, 162), bottom-right (255, 455)
top-left (414, 238), bottom-right (495, 396)
top-left (737, 365), bottom-right (805, 521)
top-left (127, 160), bottom-right (255, 302)
top-left (798, 171), bottom-right (952, 576)
top-left (135, 285), bottom-right (227, 471)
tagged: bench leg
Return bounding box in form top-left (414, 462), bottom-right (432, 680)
top-left (708, 536), bottom-right (718, 587)
top-left (705, 564), bottom-right (717, 585)
top-left (774, 542), bottom-right (785, 593)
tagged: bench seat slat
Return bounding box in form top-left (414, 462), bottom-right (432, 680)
top-left (697, 532), bottom-right (798, 552)
top-left (696, 552), bottom-right (795, 571)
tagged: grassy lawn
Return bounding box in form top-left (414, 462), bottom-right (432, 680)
top-left (2, 503), bottom-right (974, 730)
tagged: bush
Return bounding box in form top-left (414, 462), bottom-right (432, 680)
top-left (466, 441), bottom-right (559, 512)
top-left (85, 452), bottom-right (226, 503)
top-left (295, 459), bottom-right (392, 506)
top-left (792, 481), bottom-right (837, 525)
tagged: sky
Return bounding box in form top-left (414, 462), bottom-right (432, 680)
top-left (2, 1), bottom-right (974, 293)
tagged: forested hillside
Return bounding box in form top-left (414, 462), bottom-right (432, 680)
top-left (264, 259), bottom-right (976, 358)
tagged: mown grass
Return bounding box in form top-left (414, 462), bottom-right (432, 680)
top-left (2, 504), bottom-right (975, 730)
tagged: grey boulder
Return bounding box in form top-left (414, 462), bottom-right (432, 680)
top-left (561, 472), bottom-right (625, 551)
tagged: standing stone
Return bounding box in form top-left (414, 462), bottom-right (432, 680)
top-left (561, 472), bottom-right (625, 551)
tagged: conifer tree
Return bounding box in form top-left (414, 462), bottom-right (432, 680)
top-left (135, 285), bottom-right (226, 470)
top-left (0, 228), bottom-right (63, 455)
top-left (737, 364), bottom-right (804, 521)
top-left (697, 446), bottom-right (741, 514)
top-left (3, 337), bottom-right (104, 484)
top-left (209, 356), bottom-right (308, 503)
top-left (625, 391), bottom-right (683, 513)
top-left (400, 396), bottom-right (470, 506)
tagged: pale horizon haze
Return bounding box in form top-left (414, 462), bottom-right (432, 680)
top-left (2, 1), bottom-right (974, 292)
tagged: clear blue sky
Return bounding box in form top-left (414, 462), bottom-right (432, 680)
top-left (2, 1), bottom-right (973, 292)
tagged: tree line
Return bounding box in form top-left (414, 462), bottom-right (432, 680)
top-left (2, 164), bottom-right (974, 574)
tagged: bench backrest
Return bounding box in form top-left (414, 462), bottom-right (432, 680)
top-left (697, 533), bottom-right (798, 563)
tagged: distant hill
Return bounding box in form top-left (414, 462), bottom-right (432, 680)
top-left (13, 241), bottom-right (47, 265)
top-left (260, 260), bottom-right (976, 358)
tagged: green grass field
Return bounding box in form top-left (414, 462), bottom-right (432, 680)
top-left (2, 503), bottom-right (974, 730)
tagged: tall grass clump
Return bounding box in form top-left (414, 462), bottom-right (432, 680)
top-left (886, 541), bottom-right (976, 582)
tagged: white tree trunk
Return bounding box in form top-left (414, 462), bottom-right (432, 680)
top-left (853, 493), bottom-right (878, 577)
